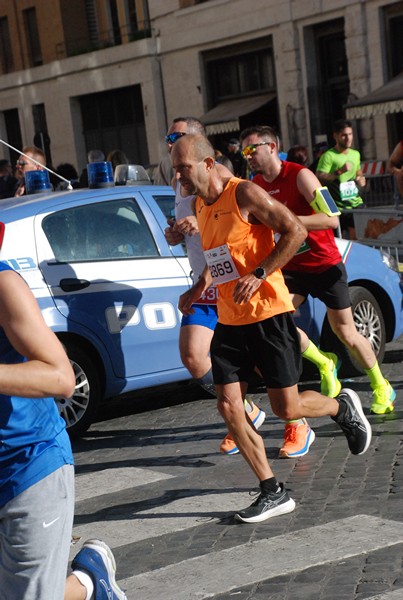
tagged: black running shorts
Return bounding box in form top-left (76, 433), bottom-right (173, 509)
top-left (283, 262), bottom-right (351, 310)
top-left (210, 312), bottom-right (302, 389)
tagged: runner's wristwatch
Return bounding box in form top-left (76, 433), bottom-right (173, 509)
top-left (253, 267), bottom-right (266, 279)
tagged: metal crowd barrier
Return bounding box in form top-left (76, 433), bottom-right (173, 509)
top-left (348, 165), bottom-right (403, 268)
top-left (362, 173), bottom-right (401, 209)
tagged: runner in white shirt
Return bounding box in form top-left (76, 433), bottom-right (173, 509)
top-left (163, 117), bottom-right (265, 454)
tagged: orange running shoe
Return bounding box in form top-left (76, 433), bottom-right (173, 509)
top-left (220, 404), bottom-right (266, 455)
top-left (279, 418), bottom-right (315, 458)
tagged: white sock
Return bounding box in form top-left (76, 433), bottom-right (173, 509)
top-left (71, 570), bottom-right (94, 600)
top-left (244, 398), bottom-right (254, 414)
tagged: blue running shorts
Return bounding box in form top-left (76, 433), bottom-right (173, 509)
top-left (181, 303), bottom-right (218, 331)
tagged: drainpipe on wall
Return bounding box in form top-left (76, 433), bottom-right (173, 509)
top-left (12, 0), bottom-right (25, 70)
top-left (153, 29), bottom-right (168, 132)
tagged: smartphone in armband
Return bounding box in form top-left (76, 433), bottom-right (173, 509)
top-left (310, 187), bottom-right (341, 216)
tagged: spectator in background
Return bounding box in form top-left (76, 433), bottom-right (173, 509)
top-left (55, 163), bottom-right (80, 190)
top-left (0, 159), bottom-right (18, 199)
top-left (386, 140), bottom-right (403, 198)
top-left (14, 146), bottom-right (46, 197)
top-left (215, 153), bottom-right (235, 174)
top-left (286, 145), bottom-right (309, 167)
top-left (107, 149), bottom-right (129, 174)
top-left (153, 122), bottom-right (188, 186)
top-left (79, 149), bottom-right (105, 187)
top-left (88, 149), bottom-right (105, 163)
top-left (277, 135), bottom-right (288, 161)
top-left (226, 138), bottom-right (247, 178)
top-left (309, 141), bottom-right (329, 173)
top-left (153, 152), bottom-right (173, 185)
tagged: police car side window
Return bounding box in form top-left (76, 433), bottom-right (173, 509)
top-left (153, 194), bottom-right (187, 255)
top-left (153, 195), bottom-right (175, 219)
top-left (42, 199), bottom-right (159, 262)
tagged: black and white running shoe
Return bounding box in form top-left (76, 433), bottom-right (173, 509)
top-left (333, 388), bottom-right (372, 455)
top-left (235, 483), bottom-right (296, 524)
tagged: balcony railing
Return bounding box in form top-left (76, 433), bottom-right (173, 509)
top-left (56, 21), bottom-right (151, 60)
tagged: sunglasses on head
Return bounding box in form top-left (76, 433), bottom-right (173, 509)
top-left (241, 142), bottom-right (271, 158)
top-left (165, 132), bottom-right (187, 144)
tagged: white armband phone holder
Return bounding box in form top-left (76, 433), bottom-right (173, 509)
top-left (310, 187), bottom-right (341, 216)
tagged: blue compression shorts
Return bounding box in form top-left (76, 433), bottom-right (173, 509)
top-left (181, 304), bottom-right (218, 330)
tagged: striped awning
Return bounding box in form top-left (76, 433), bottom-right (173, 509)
top-left (199, 93), bottom-right (276, 136)
top-left (345, 71), bottom-right (403, 119)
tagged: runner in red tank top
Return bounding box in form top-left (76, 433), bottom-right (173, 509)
top-left (241, 126), bottom-right (395, 427)
top-left (386, 139), bottom-right (403, 198)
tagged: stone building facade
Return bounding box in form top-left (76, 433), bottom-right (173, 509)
top-left (0, 0), bottom-right (401, 174)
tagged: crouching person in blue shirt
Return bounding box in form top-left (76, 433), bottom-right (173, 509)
top-left (0, 262), bottom-right (127, 600)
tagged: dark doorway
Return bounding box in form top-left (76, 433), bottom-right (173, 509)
top-left (79, 85), bottom-right (149, 166)
top-left (3, 109), bottom-right (22, 167)
top-left (308, 18), bottom-right (350, 143)
top-left (384, 4), bottom-right (403, 150)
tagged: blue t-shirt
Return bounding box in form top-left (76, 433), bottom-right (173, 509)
top-left (0, 262), bottom-right (73, 506)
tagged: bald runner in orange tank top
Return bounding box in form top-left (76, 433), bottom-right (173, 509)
top-left (195, 177), bottom-right (294, 326)
top-left (172, 134), bottom-right (371, 526)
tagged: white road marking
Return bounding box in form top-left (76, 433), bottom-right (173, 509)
top-left (367, 592), bottom-right (403, 600)
top-left (74, 467), bottom-right (174, 502)
top-left (71, 489), bottom-right (252, 551)
top-left (118, 515), bottom-right (403, 600)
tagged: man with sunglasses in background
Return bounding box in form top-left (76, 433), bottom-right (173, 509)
top-left (14, 145), bottom-right (46, 197)
top-left (240, 125), bottom-right (395, 432)
top-left (163, 117), bottom-right (266, 455)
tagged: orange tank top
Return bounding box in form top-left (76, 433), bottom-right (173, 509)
top-left (195, 177), bottom-right (294, 325)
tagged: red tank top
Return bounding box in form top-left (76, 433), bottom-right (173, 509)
top-left (253, 162), bottom-right (342, 273)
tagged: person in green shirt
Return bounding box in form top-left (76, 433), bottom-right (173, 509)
top-left (316, 119), bottom-right (366, 239)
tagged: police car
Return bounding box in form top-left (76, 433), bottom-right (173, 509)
top-left (0, 185), bottom-right (402, 437)
top-left (0, 185), bottom-right (192, 436)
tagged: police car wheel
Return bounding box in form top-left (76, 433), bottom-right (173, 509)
top-left (321, 286), bottom-right (386, 377)
top-left (55, 343), bottom-right (101, 438)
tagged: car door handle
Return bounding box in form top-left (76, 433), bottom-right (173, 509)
top-left (60, 278), bottom-right (91, 292)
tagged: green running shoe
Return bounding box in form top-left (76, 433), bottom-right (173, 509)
top-left (370, 380), bottom-right (396, 414)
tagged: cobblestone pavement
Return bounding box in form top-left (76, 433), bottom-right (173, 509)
top-left (70, 338), bottom-right (403, 599)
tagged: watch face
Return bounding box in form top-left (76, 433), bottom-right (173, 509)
top-left (255, 267), bottom-right (265, 279)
